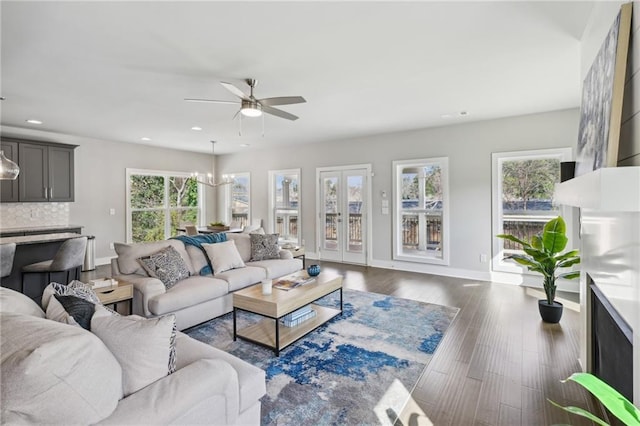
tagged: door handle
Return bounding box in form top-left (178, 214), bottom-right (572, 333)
top-left (50, 187), bottom-right (53, 198)
top-left (44, 187), bottom-right (48, 198)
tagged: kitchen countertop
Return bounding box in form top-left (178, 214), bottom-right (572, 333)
top-left (0, 232), bottom-right (83, 246)
top-left (0, 224), bottom-right (84, 234)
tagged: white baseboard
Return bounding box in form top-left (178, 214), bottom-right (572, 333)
top-left (307, 251), bottom-right (579, 294)
top-left (96, 256), bottom-right (115, 267)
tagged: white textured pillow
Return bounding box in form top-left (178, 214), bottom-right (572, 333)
top-left (1, 312), bottom-right (122, 424)
top-left (203, 240), bottom-right (246, 274)
top-left (91, 314), bottom-right (176, 396)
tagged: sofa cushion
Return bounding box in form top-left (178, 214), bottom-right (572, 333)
top-left (249, 233), bottom-right (280, 261)
top-left (115, 240), bottom-right (194, 276)
top-left (175, 332), bottom-right (266, 414)
top-left (0, 287), bottom-right (45, 318)
top-left (226, 233), bottom-right (252, 263)
top-left (148, 276), bottom-right (229, 316)
top-left (92, 314), bottom-right (177, 396)
top-left (247, 258), bottom-right (304, 279)
top-left (214, 266), bottom-right (267, 292)
top-left (185, 244), bottom-right (210, 275)
top-left (1, 312), bottom-right (122, 424)
top-left (203, 240), bottom-right (246, 274)
top-left (138, 246), bottom-right (191, 289)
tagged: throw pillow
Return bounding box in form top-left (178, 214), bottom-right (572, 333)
top-left (41, 281), bottom-right (101, 312)
top-left (54, 295), bottom-right (95, 330)
top-left (0, 287), bottom-right (45, 318)
top-left (250, 233), bottom-right (280, 261)
top-left (91, 314), bottom-right (177, 396)
top-left (202, 240), bottom-right (246, 274)
top-left (138, 246), bottom-right (190, 289)
top-left (45, 295), bottom-right (80, 327)
top-left (1, 312), bottom-right (123, 425)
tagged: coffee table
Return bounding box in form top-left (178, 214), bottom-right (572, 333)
top-left (232, 272), bottom-right (343, 356)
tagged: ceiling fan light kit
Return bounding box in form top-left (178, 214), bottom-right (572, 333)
top-left (241, 99), bottom-right (262, 117)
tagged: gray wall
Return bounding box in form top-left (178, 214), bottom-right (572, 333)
top-left (0, 126), bottom-right (216, 262)
top-left (217, 108), bottom-right (580, 280)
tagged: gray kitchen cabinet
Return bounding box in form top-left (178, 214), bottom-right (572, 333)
top-left (0, 141), bottom-right (20, 202)
top-left (1, 138), bottom-right (77, 203)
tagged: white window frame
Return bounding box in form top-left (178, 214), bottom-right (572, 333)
top-left (392, 157), bottom-right (450, 265)
top-left (268, 168), bottom-right (301, 245)
top-left (491, 148), bottom-right (573, 274)
top-left (126, 168), bottom-right (204, 243)
top-left (225, 172), bottom-right (251, 228)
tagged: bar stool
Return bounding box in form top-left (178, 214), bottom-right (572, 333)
top-left (22, 237), bottom-right (88, 293)
top-left (1, 243), bottom-right (17, 278)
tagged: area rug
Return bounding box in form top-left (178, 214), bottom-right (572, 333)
top-left (185, 289), bottom-right (458, 425)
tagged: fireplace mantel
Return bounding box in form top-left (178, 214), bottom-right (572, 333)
top-left (554, 166), bottom-right (640, 212)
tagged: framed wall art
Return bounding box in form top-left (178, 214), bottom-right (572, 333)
top-left (575, 3), bottom-right (632, 177)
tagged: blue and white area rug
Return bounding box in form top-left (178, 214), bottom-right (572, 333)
top-left (186, 289), bottom-right (458, 425)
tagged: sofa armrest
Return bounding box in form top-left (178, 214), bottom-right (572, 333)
top-left (97, 359), bottom-right (240, 425)
top-left (112, 274), bottom-right (165, 317)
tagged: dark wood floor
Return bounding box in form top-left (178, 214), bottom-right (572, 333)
top-left (84, 261), bottom-right (598, 426)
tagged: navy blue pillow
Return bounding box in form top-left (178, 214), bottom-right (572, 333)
top-left (54, 294), bottom-right (95, 330)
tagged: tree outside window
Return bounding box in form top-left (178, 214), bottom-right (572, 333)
top-left (127, 170), bottom-right (200, 243)
top-left (492, 148), bottom-right (572, 273)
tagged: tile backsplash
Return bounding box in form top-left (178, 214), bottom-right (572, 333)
top-left (0, 203), bottom-right (70, 229)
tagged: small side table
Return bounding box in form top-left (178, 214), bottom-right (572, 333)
top-left (95, 281), bottom-right (133, 314)
top-left (282, 246), bottom-right (305, 268)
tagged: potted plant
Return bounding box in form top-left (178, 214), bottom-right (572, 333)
top-left (497, 216), bottom-right (580, 323)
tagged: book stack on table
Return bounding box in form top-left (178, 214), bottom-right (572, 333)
top-left (281, 305), bottom-right (316, 327)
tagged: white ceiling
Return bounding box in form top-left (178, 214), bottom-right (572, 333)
top-left (1, 1), bottom-right (594, 154)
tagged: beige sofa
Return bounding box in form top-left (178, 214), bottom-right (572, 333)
top-left (0, 286), bottom-right (266, 425)
top-left (112, 233), bottom-right (303, 330)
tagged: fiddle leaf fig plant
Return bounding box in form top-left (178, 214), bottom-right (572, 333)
top-left (497, 216), bottom-right (580, 305)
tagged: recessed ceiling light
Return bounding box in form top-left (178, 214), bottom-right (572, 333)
top-left (240, 144), bottom-right (250, 148)
top-left (0, 96), bottom-right (6, 101)
top-left (26, 119), bottom-right (43, 124)
top-left (459, 111), bottom-right (469, 116)
top-left (141, 137), bottom-right (151, 141)
top-left (191, 126), bottom-right (202, 131)
top-left (440, 114), bottom-right (453, 119)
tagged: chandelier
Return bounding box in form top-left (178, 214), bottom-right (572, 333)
top-left (190, 141), bottom-right (233, 188)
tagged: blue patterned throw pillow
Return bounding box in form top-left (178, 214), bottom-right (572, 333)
top-left (138, 246), bottom-right (190, 289)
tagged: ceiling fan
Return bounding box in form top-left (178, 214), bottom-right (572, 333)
top-left (185, 79), bottom-right (306, 121)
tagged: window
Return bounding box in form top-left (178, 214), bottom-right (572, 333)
top-left (226, 173), bottom-right (250, 228)
top-left (127, 169), bottom-right (201, 242)
top-left (268, 169), bottom-right (300, 245)
top-left (492, 148), bottom-right (572, 272)
top-left (392, 158), bottom-right (449, 265)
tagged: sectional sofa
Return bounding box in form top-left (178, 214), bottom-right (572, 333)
top-left (111, 232), bottom-right (303, 330)
top-left (0, 285), bottom-right (266, 425)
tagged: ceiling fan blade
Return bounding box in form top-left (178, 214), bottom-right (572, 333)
top-left (262, 105), bottom-right (299, 121)
top-left (184, 98), bottom-right (239, 104)
top-left (259, 96), bottom-right (306, 107)
top-left (220, 82), bottom-right (249, 100)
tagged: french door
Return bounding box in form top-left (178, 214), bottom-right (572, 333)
top-left (318, 167), bottom-right (368, 264)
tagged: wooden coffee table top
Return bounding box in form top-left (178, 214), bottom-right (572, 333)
top-left (233, 272), bottom-right (343, 319)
